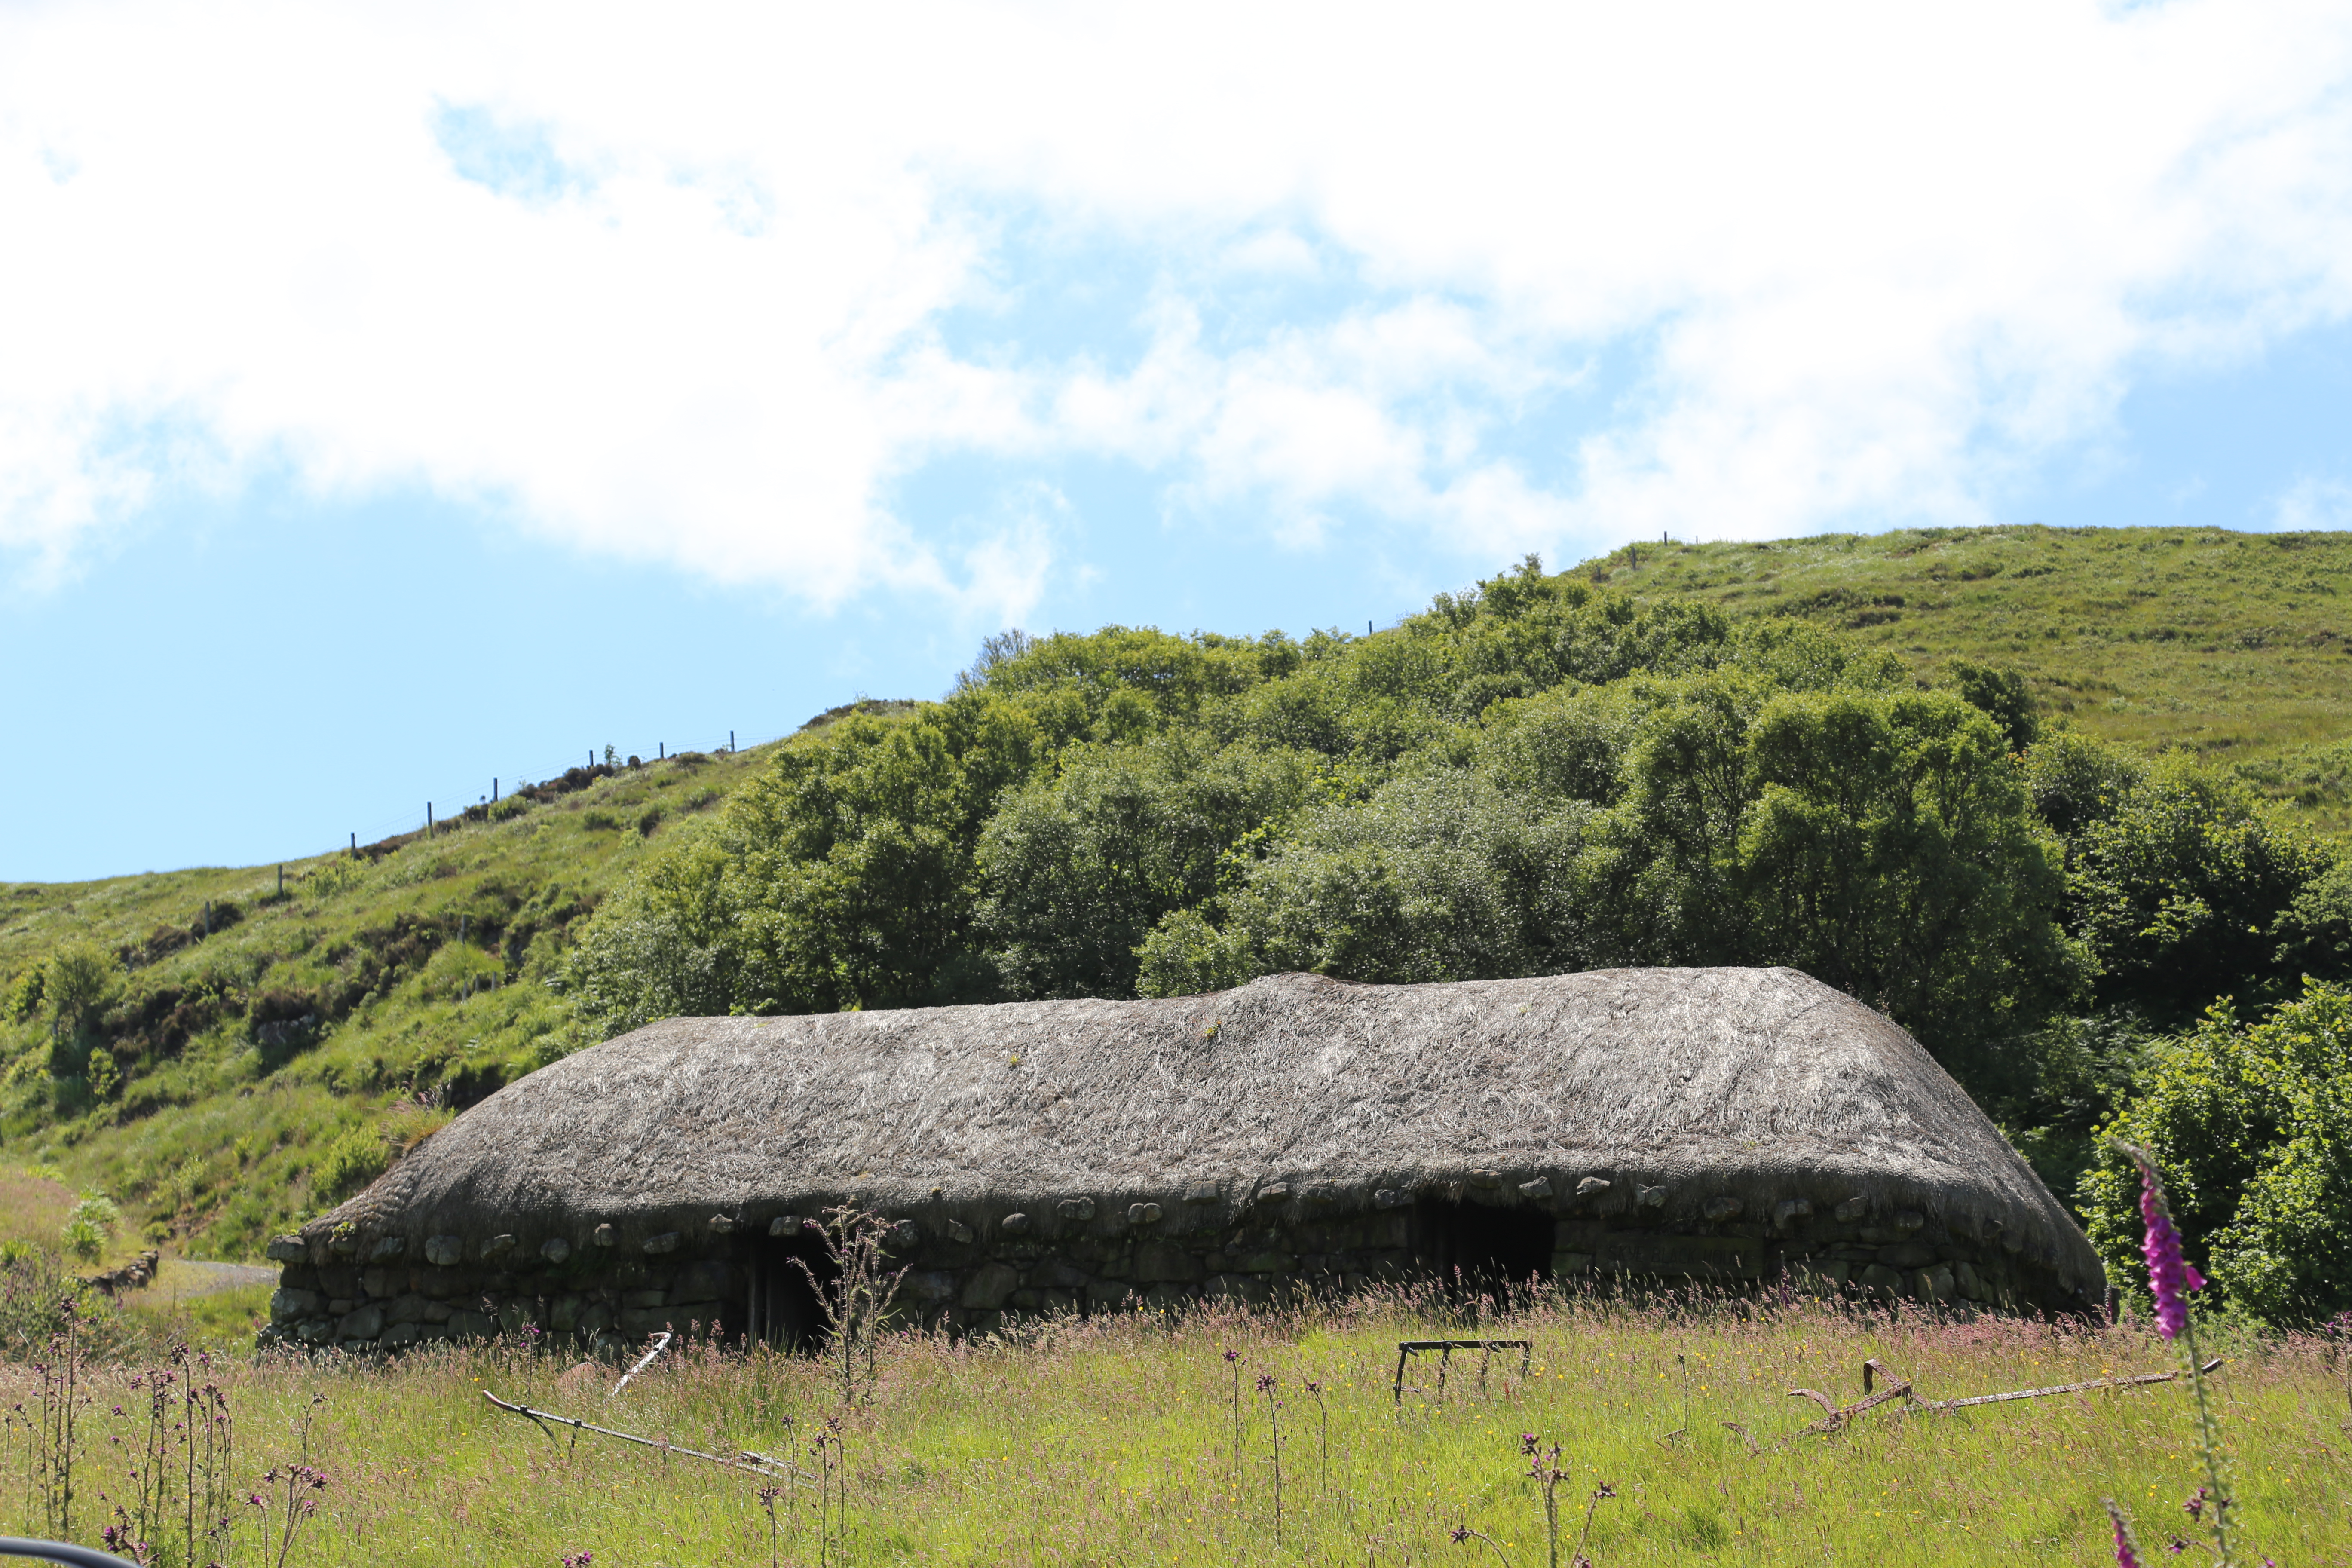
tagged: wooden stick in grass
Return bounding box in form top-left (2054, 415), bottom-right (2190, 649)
top-left (479, 1389), bottom-right (812, 1485)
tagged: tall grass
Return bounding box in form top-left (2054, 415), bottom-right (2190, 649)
top-left (0, 1286), bottom-right (2341, 1565)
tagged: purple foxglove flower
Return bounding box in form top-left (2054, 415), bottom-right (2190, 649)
top-left (2133, 1155), bottom-right (2205, 1340)
top-left (2107, 1500), bottom-right (2143, 1568)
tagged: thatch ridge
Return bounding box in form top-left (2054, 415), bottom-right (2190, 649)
top-left (314, 966), bottom-right (2102, 1295)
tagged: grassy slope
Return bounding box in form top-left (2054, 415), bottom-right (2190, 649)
top-left (0, 742), bottom-right (785, 1259)
top-left (1, 531), bottom-right (2347, 1264)
top-left (0, 1293), bottom-right (2335, 1564)
top-left (1584, 524), bottom-right (2352, 833)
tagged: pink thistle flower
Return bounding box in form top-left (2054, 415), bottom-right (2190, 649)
top-left (2129, 1151), bottom-right (2205, 1340)
top-left (2106, 1499), bottom-right (2143, 1568)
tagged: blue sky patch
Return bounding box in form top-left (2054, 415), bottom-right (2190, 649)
top-left (431, 101), bottom-right (590, 205)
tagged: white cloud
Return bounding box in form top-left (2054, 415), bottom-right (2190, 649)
top-left (6, 0), bottom-right (2352, 599)
top-left (2273, 476), bottom-right (2352, 531)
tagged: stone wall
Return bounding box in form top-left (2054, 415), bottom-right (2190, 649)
top-left (264, 1176), bottom-right (2089, 1353)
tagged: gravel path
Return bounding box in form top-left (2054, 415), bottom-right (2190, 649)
top-left (137, 1259), bottom-right (276, 1299)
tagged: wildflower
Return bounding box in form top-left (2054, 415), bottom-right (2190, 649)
top-left (1222, 1348), bottom-right (1238, 1363)
top-left (1256, 1373), bottom-right (1275, 1393)
top-left (1449, 1526), bottom-right (1471, 1544)
top-left (2127, 1150), bottom-right (2205, 1339)
top-left (2106, 1499), bottom-right (2143, 1568)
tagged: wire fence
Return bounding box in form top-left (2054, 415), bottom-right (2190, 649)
top-left (307, 610), bottom-right (1432, 864)
top-left (324, 725), bottom-right (797, 862)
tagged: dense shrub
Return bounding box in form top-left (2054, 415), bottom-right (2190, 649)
top-left (3, 967), bottom-right (41, 1022)
top-left (60, 1193), bottom-right (119, 1262)
top-left (2068, 756), bottom-right (2338, 1018)
top-left (0, 1246), bottom-right (109, 1356)
top-left (1947, 658), bottom-right (2040, 750)
top-left (1143, 677), bottom-right (2081, 1078)
top-left (2082, 982), bottom-right (2352, 1326)
top-left (44, 942), bottom-right (120, 1033)
top-left (568, 558), bottom-right (2089, 1087)
top-left (980, 736), bottom-right (1321, 1000)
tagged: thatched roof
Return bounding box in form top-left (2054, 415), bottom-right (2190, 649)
top-left (315, 967), bottom-right (2102, 1294)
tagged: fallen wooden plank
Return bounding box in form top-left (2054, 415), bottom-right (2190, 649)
top-left (480, 1388), bottom-right (811, 1485)
top-left (1782, 1357), bottom-right (2222, 1442)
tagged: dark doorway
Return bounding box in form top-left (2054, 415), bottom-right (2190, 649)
top-left (1415, 1198), bottom-right (1553, 1301)
top-left (744, 1228), bottom-right (841, 1350)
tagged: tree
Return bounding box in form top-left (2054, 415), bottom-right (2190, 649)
top-left (44, 943), bottom-right (117, 1036)
top-left (2081, 982), bottom-right (2352, 1326)
top-left (1144, 677), bottom-right (2082, 1080)
top-left (1947, 659), bottom-right (2040, 751)
top-left (569, 697), bottom-right (1044, 1027)
top-left (1728, 689), bottom-right (2081, 1067)
top-left (2068, 757), bottom-right (2336, 1020)
top-left (978, 737), bottom-right (1318, 1000)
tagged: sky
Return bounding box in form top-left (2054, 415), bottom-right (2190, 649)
top-left (8, 0), bottom-right (2352, 882)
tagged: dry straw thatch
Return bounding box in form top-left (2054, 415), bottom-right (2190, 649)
top-left (316, 966), bottom-right (2102, 1299)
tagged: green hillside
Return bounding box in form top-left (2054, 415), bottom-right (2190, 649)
top-left (1, 525), bottom-right (2346, 1273)
top-left (1586, 524), bottom-right (2352, 833)
top-left (0, 743), bottom-right (785, 1259)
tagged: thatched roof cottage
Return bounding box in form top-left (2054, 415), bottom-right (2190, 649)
top-left (265, 967), bottom-right (2106, 1350)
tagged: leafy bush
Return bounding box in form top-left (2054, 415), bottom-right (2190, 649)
top-left (44, 942), bottom-right (119, 1033)
top-left (980, 735), bottom-right (1321, 1000)
top-left (2068, 756), bottom-right (2338, 1018)
top-left (2020, 731), bottom-right (2145, 847)
top-left (570, 560), bottom-right (2086, 1089)
top-left (0, 1246), bottom-right (104, 1354)
top-left (2082, 981), bottom-right (2352, 1326)
top-left (1947, 658), bottom-right (2040, 750)
top-left (60, 1194), bottom-right (119, 1262)
top-left (3, 967), bottom-right (43, 1022)
top-left (1145, 677), bottom-right (2081, 1080)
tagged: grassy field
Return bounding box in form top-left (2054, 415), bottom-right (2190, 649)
top-left (1, 1291), bottom-right (2341, 1566)
top-left (1587, 524), bottom-right (2352, 833)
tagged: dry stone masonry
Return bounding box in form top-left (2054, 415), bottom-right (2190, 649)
top-left (265, 1169), bottom-right (2070, 1353)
